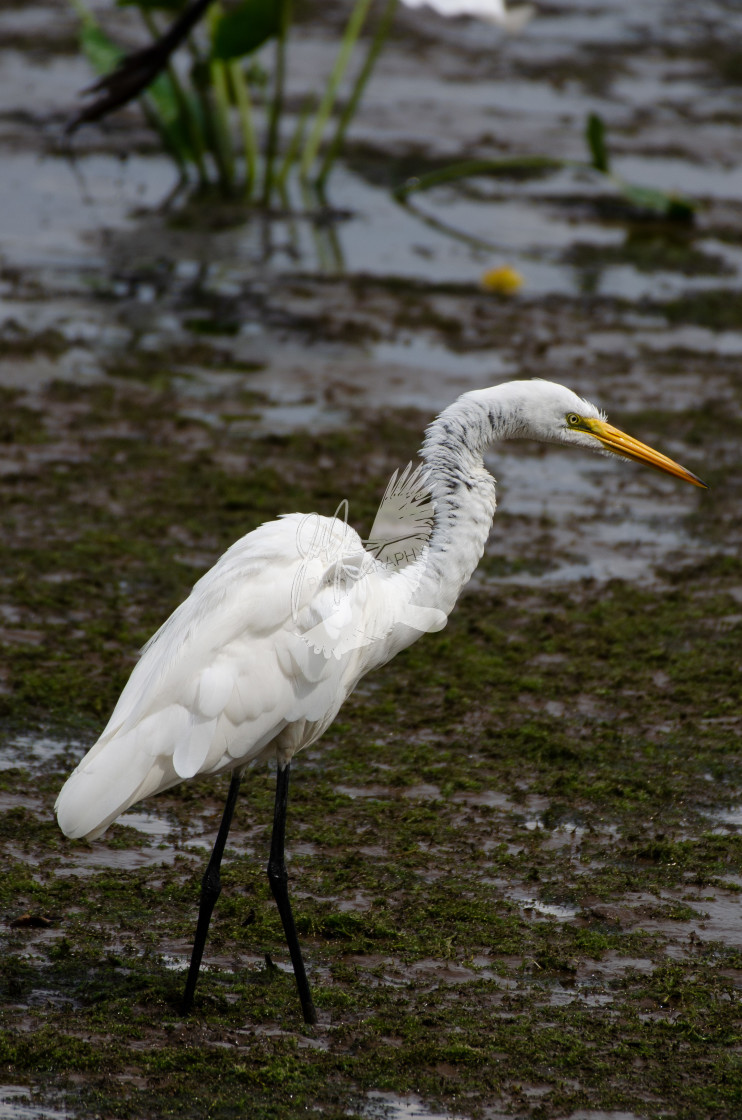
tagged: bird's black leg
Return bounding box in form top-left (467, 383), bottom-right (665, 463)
top-left (267, 762), bottom-right (317, 1025)
top-left (182, 768), bottom-right (243, 1013)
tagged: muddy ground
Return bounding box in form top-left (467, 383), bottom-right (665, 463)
top-left (0, 1), bottom-right (741, 1118)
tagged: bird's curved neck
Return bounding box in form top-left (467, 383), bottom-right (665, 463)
top-left (413, 384), bottom-right (533, 615)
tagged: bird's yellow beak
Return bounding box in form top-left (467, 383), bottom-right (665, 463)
top-left (582, 418), bottom-right (707, 489)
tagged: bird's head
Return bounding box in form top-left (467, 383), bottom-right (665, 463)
top-left (518, 380), bottom-right (707, 488)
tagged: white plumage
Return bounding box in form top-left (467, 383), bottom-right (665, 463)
top-left (57, 515), bottom-right (361, 837)
top-left (56, 380), bottom-right (704, 843)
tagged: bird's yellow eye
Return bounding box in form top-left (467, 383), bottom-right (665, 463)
top-left (567, 413), bottom-right (582, 427)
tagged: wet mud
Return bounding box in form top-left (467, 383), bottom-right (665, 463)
top-left (0, 1), bottom-right (741, 1118)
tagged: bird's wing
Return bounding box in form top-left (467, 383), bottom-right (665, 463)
top-left (365, 462), bottom-right (434, 569)
top-left (102, 514), bottom-right (359, 734)
top-left (56, 514), bottom-right (366, 839)
top-left (298, 465), bottom-right (445, 660)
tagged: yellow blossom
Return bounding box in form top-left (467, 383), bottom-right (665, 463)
top-left (480, 265), bottom-right (524, 295)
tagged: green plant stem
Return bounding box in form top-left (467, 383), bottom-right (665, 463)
top-left (399, 155), bottom-right (696, 230)
top-left (141, 99), bottom-right (188, 177)
top-left (299, 0), bottom-right (374, 182)
top-left (262, 0), bottom-right (292, 207)
top-left (277, 96), bottom-right (314, 191)
top-left (202, 3), bottom-right (236, 192)
top-left (301, 181), bottom-right (329, 270)
top-left (393, 156), bottom-right (565, 199)
top-left (316, 0), bottom-right (398, 191)
top-left (183, 31), bottom-right (222, 185)
top-left (141, 9), bottom-right (210, 186)
top-left (228, 61), bottom-right (258, 197)
top-left (209, 56), bottom-right (236, 192)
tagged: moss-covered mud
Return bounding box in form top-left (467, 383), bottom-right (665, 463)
top-left (0, 360), bottom-right (739, 1119)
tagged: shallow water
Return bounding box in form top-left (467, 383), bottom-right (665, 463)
top-left (0, 1088), bottom-right (71, 1120)
top-left (0, 734), bottom-right (81, 772)
top-left (357, 1091), bottom-right (470, 1120)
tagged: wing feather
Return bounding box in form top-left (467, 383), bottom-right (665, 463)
top-left (55, 514), bottom-right (369, 839)
top-left (173, 714), bottom-right (218, 779)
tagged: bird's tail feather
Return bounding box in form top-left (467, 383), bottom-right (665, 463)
top-left (55, 733), bottom-right (178, 841)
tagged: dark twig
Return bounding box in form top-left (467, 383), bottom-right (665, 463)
top-left (67, 0), bottom-right (215, 133)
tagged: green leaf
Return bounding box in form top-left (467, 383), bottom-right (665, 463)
top-left (586, 111), bottom-right (610, 174)
top-left (145, 73), bottom-right (201, 164)
top-left (78, 21), bottom-right (125, 75)
top-left (211, 0), bottom-right (280, 61)
top-left (615, 179), bottom-right (696, 222)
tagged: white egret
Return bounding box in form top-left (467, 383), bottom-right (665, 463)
top-left (56, 379), bottom-right (705, 1023)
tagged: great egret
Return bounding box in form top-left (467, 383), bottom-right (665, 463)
top-left (56, 379), bottom-right (705, 1023)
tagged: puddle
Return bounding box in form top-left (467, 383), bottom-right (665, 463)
top-left (705, 805), bottom-right (742, 831)
top-left (451, 789), bottom-right (515, 810)
top-left (161, 953), bottom-right (192, 973)
top-left (53, 844), bottom-right (182, 872)
top-left (402, 783), bottom-right (443, 801)
top-left (356, 1091), bottom-right (469, 1120)
top-left (507, 892), bottom-right (580, 922)
top-left (583, 955), bottom-right (654, 980)
top-left (117, 810), bottom-right (173, 838)
top-left (453, 790), bottom-right (550, 813)
top-left (0, 152), bottom-right (178, 271)
top-left (54, 811), bottom-right (186, 872)
top-left (408, 958), bottom-right (482, 985)
top-left (629, 888), bottom-right (742, 949)
top-left (337, 891), bottom-right (372, 914)
top-left (0, 792), bottom-right (44, 814)
top-left (248, 1024), bottom-right (328, 1050)
top-left (0, 734), bottom-right (80, 772)
top-left (524, 818), bottom-right (545, 832)
top-left (335, 784), bottom-right (394, 801)
top-left (0, 1088), bottom-right (70, 1120)
top-left (567, 1113), bottom-right (647, 1120)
